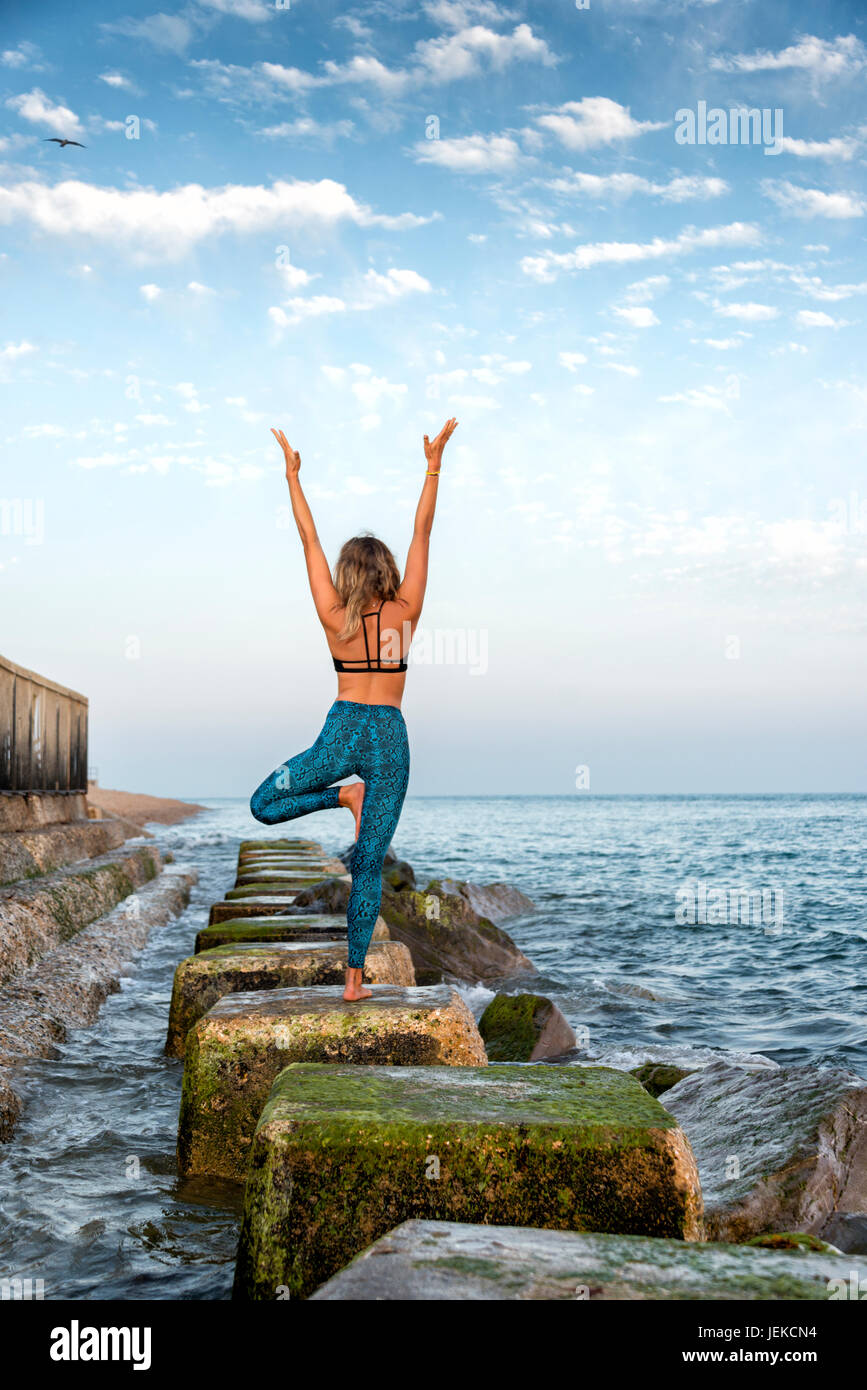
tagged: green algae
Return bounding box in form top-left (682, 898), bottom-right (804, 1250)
top-left (478, 993), bottom-right (546, 1061)
top-left (631, 1062), bottom-right (694, 1098)
top-left (233, 1062), bottom-right (701, 1299)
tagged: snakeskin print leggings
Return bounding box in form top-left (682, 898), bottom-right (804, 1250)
top-left (249, 700), bottom-right (410, 968)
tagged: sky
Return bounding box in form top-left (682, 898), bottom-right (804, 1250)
top-left (0, 0), bottom-right (865, 797)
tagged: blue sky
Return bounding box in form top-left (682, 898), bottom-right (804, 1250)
top-left (1, 0), bottom-right (865, 796)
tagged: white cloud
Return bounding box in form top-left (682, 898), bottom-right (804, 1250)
top-left (0, 178), bottom-right (434, 259)
top-left (422, 1), bottom-right (521, 28)
top-left (74, 452), bottom-right (129, 469)
top-left (795, 309), bottom-right (840, 328)
top-left (552, 171), bottom-right (727, 201)
top-left (603, 362), bottom-right (640, 377)
top-left (5, 88), bottom-right (82, 138)
top-left (351, 372), bottom-right (408, 409)
top-left (777, 135), bottom-right (860, 160)
top-left (714, 301), bottom-right (779, 320)
top-left (536, 97), bottom-right (665, 151)
top-left (174, 382), bottom-right (208, 413)
top-left (412, 133), bottom-right (522, 171)
top-left (2, 42), bottom-right (42, 69)
top-left (258, 117), bottom-right (354, 143)
top-left (272, 267), bottom-right (430, 329)
top-left (187, 280), bottom-right (216, 295)
top-left (2, 340), bottom-right (37, 359)
top-left (613, 305), bottom-right (659, 328)
top-left (412, 22), bottom-right (557, 84)
top-left (710, 34), bottom-right (865, 79)
top-left (195, 22), bottom-right (555, 103)
top-left (102, 14), bottom-right (196, 55)
top-left (789, 270), bottom-right (867, 302)
top-left (356, 268), bottom-right (432, 306)
top-left (701, 337), bottom-right (745, 350)
top-left (659, 376), bottom-right (740, 411)
top-left (197, 0), bottom-right (273, 19)
top-left (622, 274), bottom-right (670, 303)
top-left (521, 222), bottom-right (761, 282)
top-left (558, 351), bottom-right (588, 371)
top-left (762, 181), bottom-right (864, 219)
top-left (21, 423), bottom-right (64, 437)
top-left (270, 297), bottom-right (347, 328)
top-left (99, 72), bottom-right (132, 90)
top-left (139, 283), bottom-right (162, 301)
top-left (277, 261), bottom-right (316, 291)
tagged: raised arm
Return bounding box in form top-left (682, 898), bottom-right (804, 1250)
top-left (271, 428), bottom-right (341, 630)
top-left (398, 417), bottom-right (458, 619)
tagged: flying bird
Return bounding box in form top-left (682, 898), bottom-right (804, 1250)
top-left (43, 137), bottom-right (86, 148)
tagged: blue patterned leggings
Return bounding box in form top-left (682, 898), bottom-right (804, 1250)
top-left (249, 700), bottom-right (410, 968)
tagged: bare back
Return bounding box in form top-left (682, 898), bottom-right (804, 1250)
top-left (327, 597), bottom-right (416, 708)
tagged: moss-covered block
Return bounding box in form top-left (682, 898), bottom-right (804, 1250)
top-left (178, 985), bottom-right (487, 1181)
top-left (225, 877), bottom-right (329, 899)
top-left (233, 1062), bottom-right (703, 1299)
top-left (239, 839), bottom-right (320, 853)
top-left (309, 1219), bottom-right (863, 1301)
top-left (209, 897), bottom-right (303, 925)
top-left (167, 940), bottom-right (415, 1056)
top-left (237, 856), bottom-right (339, 867)
top-left (234, 869), bottom-right (338, 888)
top-left (195, 915), bottom-right (390, 952)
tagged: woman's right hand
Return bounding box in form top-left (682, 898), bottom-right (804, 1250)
top-left (423, 417), bottom-right (458, 472)
top-left (271, 428), bottom-right (300, 479)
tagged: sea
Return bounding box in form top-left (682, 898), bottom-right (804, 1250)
top-left (0, 793), bottom-right (864, 1299)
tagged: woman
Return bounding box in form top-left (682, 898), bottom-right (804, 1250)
top-left (250, 417), bottom-right (458, 1001)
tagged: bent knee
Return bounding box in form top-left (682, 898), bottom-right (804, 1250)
top-left (249, 787), bottom-right (272, 824)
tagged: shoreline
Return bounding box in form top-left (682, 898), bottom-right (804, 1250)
top-left (86, 782), bottom-right (206, 828)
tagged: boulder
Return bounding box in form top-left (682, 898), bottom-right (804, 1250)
top-left (194, 915), bottom-right (390, 953)
top-left (631, 1062), bottom-right (695, 1098)
top-left (167, 940), bottom-right (415, 1056)
top-left (378, 884), bottom-right (536, 984)
top-left (478, 993), bottom-right (576, 1061)
top-left (233, 1062), bottom-right (702, 1299)
top-left (178, 984), bottom-right (487, 1180)
top-left (310, 1218), bottom-right (863, 1301)
top-left (818, 1212), bottom-right (867, 1256)
top-left (662, 1062), bottom-right (867, 1242)
top-left (382, 860), bottom-right (416, 892)
top-left (288, 877), bottom-right (351, 914)
top-left (436, 879), bottom-right (536, 924)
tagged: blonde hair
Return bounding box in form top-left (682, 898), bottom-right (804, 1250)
top-left (333, 534), bottom-right (401, 643)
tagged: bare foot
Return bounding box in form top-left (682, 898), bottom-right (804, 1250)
top-left (338, 781), bottom-right (365, 841)
top-left (343, 967), bottom-right (372, 1002)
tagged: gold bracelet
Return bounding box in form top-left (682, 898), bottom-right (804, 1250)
top-left (426, 469), bottom-right (440, 476)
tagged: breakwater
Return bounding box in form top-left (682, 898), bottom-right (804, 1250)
top-left (1, 795), bottom-right (865, 1300)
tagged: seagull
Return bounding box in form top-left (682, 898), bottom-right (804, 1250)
top-left (43, 137), bottom-right (87, 148)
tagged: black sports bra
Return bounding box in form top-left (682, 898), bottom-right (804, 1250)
top-left (332, 599), bottom-right (408, 674)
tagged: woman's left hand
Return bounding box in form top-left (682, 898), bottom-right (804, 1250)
top-left (272, 428), bottom-right (300, 479)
